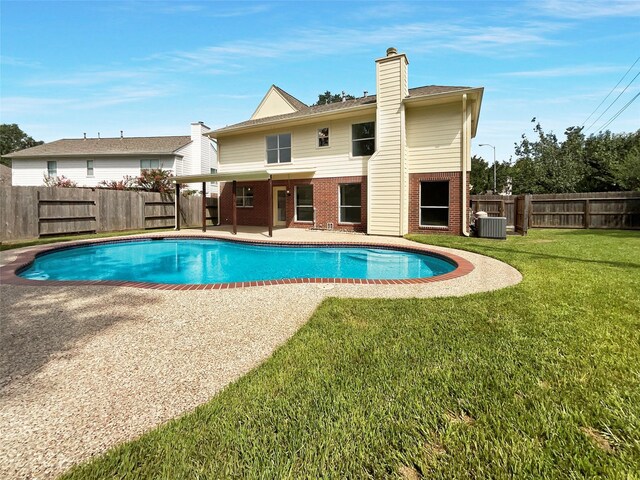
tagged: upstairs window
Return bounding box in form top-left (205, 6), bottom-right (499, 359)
top-left (140, 159), bottom-right (159, 170)
top-left (352, 122), bottom-right (375, 156)
top-left (295, 185), bottom-right (314, 222)
top-left (266, 133), bottom-right (291, 164)
top-left (86, 160), bottom-right (94, 177)
top-left (236, 186), bottom-right (253, 208)
top-left (317, 127), bottom-right (329, 148)
top-left (47, 161), bottom-right (57, 177)
top-left (420, 181), bottom-right (449, 227)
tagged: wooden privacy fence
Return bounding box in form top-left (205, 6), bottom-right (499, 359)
top-left (1, 186), bottom-right (218, 242)
top-left (471, 191), bottom-right (640, 234)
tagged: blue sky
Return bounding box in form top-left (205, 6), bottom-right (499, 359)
top-left (1, 0), bottom-right (639, 163)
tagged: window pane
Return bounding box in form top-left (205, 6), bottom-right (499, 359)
top-left (47, 161), bottom-right (57, 176)
top-left (296, 185), bottom-right (313, 206)
top-left (151, 160), bottom-right (159, 169)
top-left (421, 208), bottom-right (448, 227)
top-left (353, 139), bottom-right (375, 156)
top-left (352, 122), bottom-right (374, 139)
top-left (340, 207), bottom-right (361, 223)
top-left (340, 184), bottom-right (361, 206)
top-left (279, 147), bottom-right (291, 163)
top-left (279, 134), bottom-right (291, 148)
top-left (421, 181), bottom-right (449, 207)
top-left (318, 128), bottom-right (329, 147)
top-left (266, 135), bottom-right (278, 149)
top-left (267, 149), bottom-right (278, 164)
top-left (297, 206), bottom-right (314, 222)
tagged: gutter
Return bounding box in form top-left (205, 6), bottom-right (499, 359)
top-left (461, 94), bottom-right (469, 237)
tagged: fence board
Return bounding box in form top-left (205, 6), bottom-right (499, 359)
top-left (1, 186), bottom-right (219, 242)
top-left (471, 191), bottom-right (640, 231)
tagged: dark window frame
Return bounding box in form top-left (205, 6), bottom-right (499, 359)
top-left (294, 185), bottom-right (314, 223)
top-left (339, 183), bottom-right (362, 224)
top-left (351, 122), bottom-right (375, 157)
top-left (419, 180), bottom-right (450, 228)
top-left (236, 186), bottom-right (254, 208)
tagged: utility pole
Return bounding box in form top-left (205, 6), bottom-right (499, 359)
top-left (479, 143), bottom-right (496, 194)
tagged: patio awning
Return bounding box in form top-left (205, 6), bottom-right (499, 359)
top-left (172, 166), bottom-right (316, 184)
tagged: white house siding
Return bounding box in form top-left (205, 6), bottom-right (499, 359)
top-left (217, 114), bottom-right (374, 179)
top-left (406, 103), bottom-right (462, 173)
top-left (11, 156), bottom-right (177, 187)
top-left (367, 54), bottom-right (407, 236)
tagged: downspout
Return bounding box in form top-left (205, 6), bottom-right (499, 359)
top-left (461, 94), bottom-right (469, 237)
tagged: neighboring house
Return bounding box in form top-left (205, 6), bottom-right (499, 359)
top-left (196, 47), bottom-right (482, 236)
top-left (7, 122), bottom-right (217, 193)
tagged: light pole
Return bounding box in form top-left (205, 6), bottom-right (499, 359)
top-left (479, 143), bottom-right (496, 194)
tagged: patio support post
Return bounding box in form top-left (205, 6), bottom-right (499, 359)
top-left (201, 181), bottom-right (207, 232)
top-left (232, 180), bottom-right (237, 235)
top-left (174, 183), bottom-right (181, 230)
top-left (267, 175), bottom-right (273, 237)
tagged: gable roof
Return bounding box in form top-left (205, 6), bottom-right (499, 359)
top-left (5, 135), bottom-right (192, 158)
top-left (272, 85), bottom-right (308, 111)
top-left (251, 85), bottom-right (309, 120)
top-left (212, 85), bottom-right (474, 136)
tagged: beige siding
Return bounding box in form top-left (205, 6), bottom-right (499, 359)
top-left (368, 57), bottom-right (405, 236)
top-left (252, 88), bottom-right (298, 119)
top-left (217, 115), bottom-right (374, 178)
top-left (406, 103), bottom-right (462, 173)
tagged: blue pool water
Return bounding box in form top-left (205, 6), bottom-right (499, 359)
top-left (18, 239), bottom-right (456, 284)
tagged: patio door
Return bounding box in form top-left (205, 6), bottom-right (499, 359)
top-left (273, 187), bottom-right (287, 227)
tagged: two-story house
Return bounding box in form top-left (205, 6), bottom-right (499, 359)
top-left (176, 48), bottom-right (483, 236)
top-left (7, 122), bottom-right (217, 193)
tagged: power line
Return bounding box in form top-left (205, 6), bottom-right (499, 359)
top-left (596, 90), bottom-right (640, 132)
top-left (581, 56), bottom-right (640, 128)
top-left (585, 69), bottom-right (640, 133)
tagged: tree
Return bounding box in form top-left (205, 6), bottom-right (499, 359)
top-left (0, 124), bottom-right (44, 166)
top-left (312, 90), bottom-right (355, 106)
top-left (512, 119), bottom-right (583, 193)
top-left (470, 155), bottom-right (491, 194)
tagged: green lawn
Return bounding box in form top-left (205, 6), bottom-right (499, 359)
top-left (63, 229), bottom-right (640, 479)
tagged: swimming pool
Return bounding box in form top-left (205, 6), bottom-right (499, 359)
top-left (17, 238), bottom-right (458, 285)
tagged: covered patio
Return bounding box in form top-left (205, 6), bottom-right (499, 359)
top-left (172, 167), bottom-right (316, 237)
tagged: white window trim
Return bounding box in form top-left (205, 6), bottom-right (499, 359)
top-left (338, 183), bottom-right (362, 224)
top-left (236, 186), bottom-right (254, 208)
top-left (86, 159), bottom-right (94, 178)
top-left (316, 127), bottom-right (330, 149)
top-left (265, 133), bottom-right (292, 165)
top-left (419, 180), bottom-right (450, 228)
top-left (294, 185), bottom-right (314, 223)
top-left (350, 121), bottom-right (375, 158)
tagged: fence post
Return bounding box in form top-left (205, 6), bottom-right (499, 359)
top-left (499, 199), bottom-right (505, 217)
top-left (584, 199), bottom-right (590, 229)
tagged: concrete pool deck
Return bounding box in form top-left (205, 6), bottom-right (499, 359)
top-left (0, 227), bottom-right (522, 479)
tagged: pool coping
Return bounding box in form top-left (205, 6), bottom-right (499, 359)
top-left (0, 235), bottom-right (475, 289)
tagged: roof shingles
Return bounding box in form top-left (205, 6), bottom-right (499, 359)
top-left (5, 136), bottom-right (192, 158)
top-left (213, 85), bottom-right (471, 134)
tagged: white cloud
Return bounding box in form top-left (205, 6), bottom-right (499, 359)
top-left (534, 0), bottom-right (640, 18)
top-left (149, 19), bottom-right (564, 73)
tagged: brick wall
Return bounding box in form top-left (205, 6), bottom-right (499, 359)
top-left (219, 176), bottom-right (367, 232)
top-left (408, 172), bottom-right (469, 235)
